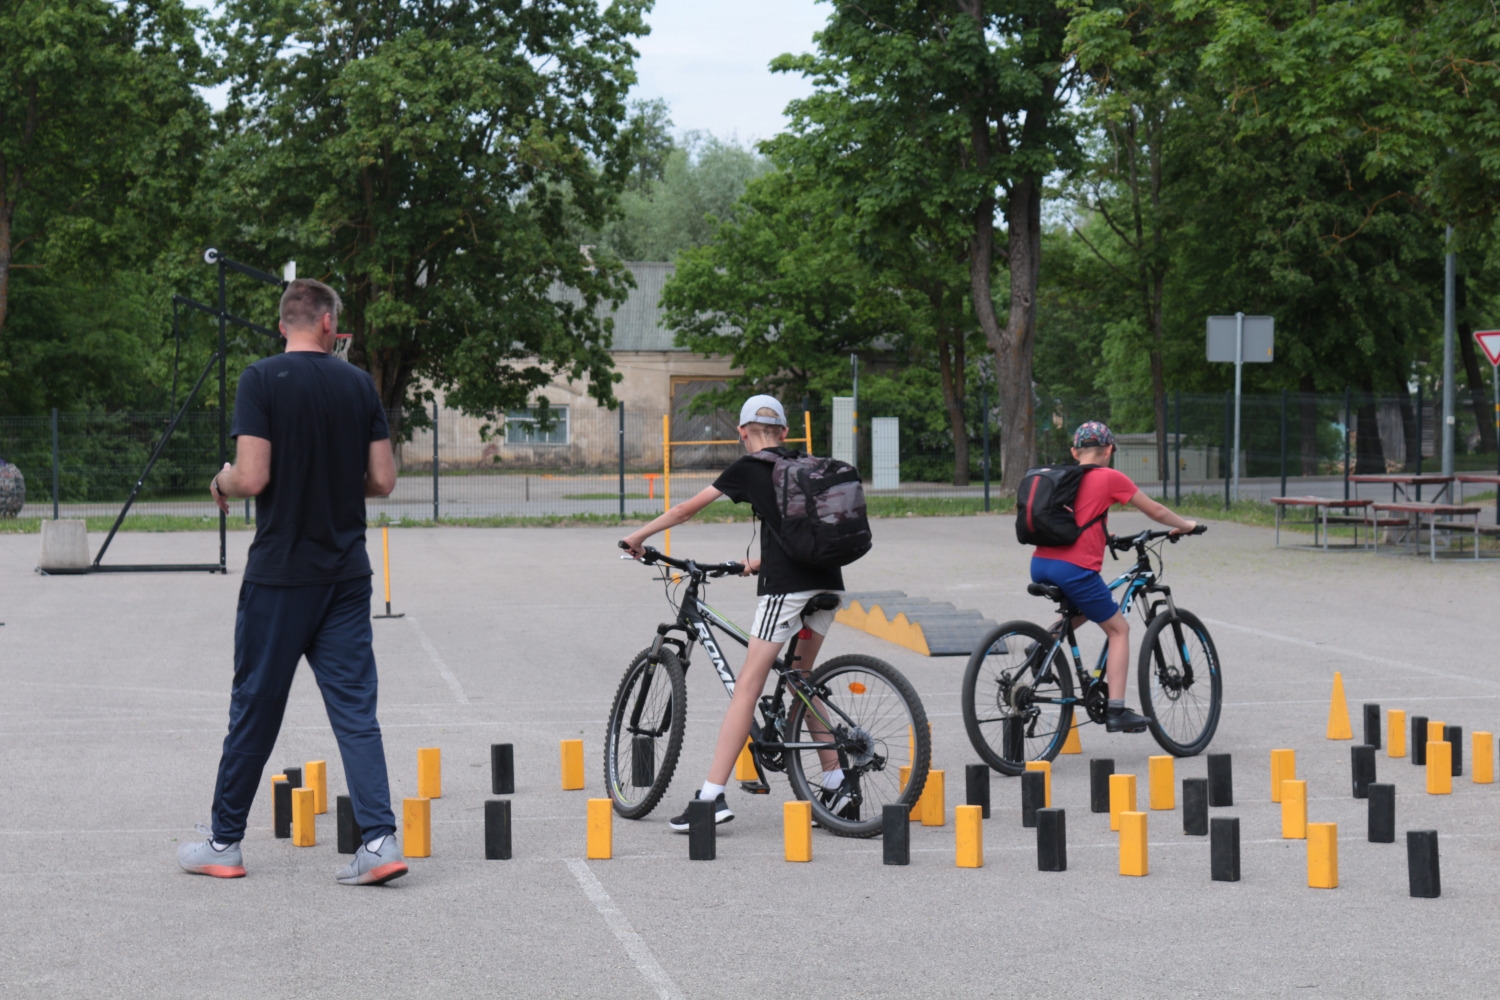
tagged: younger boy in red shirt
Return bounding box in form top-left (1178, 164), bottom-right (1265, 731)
top-left (1031, 421), bottom-right (1197, 732)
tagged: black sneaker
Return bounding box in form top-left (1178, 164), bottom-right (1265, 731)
top-left (668, 792), bottom-right (733, 832)
top-left (1106, 705), bottom-right (1153, 733)
top-left (812, 776), bottom-right (860, 827)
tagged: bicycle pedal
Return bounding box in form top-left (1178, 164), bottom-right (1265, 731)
top-left (738, 781), bottom-right (771, 795)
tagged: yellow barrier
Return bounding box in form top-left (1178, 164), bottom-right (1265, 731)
top-left (292, 788), bottom-right (316, 847)
top-left (1148, 756), bottom-right (1175, 810)
top-left (1109, 773), bottom-right (1136, 832)
top-left (1326, 671), bottom-right (1352, 740)
top-left (587, 798), bottom-right (613, 859)
top-left (1281, 779), bottom-right (1307, 839)
top-left (784, 801), bottom-right (812, 862)
top-left (955, 805), bottom-right (983, 868)
top-left (305, 760), bottom-right (327, 815)
top-left (833, 600), bottom-right (930, 656)
top-left (417, 747), bottom-right (442, 799)
top-left (921, 769), bottom-right (946, 827)
top-left (561, 739), bottom-right (585, 791)
top-left (1474, 732), bottom-right (1495, 784)
top-left (1270, 748), bottom-right (1296, 802)
top-left (1307, 822), bottom-right (1338, 888)
top-left (1025, 761), bottom-right (1052, 809)
top-left (404, 797), bottom-right (431, 858)
top-left (1119, 811), bottom-right (1148, 876)
top-left (1060, 716), bottom-right (1083, 755)
top-left (735, 737), bottom-right (757, 782)
top-left (1426, 741), bottom-right (1452, 794)
top-left (1387, 709), bottom-right (1407, 758)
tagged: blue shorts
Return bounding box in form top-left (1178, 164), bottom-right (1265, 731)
top-left (1030, 557), bottom-right (1119, 623)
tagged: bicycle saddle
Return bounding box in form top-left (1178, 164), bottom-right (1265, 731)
top-left (803, 593), bottom-right (843, 616)
top-left (1027, 582), bottom-right (1067, 602)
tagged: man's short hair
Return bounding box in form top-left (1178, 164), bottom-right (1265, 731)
top-left (280, 278), bottom-right (342, 331)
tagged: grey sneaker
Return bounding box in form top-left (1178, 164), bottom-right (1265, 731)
top-left (335, 835), bottom-right (409, 886)
top-left (178, 823), bottom-right (246, 878)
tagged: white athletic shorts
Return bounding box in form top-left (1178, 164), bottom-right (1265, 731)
top-left (751, 590), bottom-right (840, 644)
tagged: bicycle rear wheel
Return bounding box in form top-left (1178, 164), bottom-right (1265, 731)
top-left (784, 654), bottom-right (930, 838)
top-left (961, 621), bottom-right (1075, 776)
top-left (604, 647), bottom-right (687, 819)
top-left (1138, 609), bottom-right (1221, 756)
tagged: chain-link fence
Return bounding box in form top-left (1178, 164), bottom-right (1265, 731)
top-left (2, 387), bottom-right (1496, 522)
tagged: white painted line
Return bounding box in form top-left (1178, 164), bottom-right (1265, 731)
top-left (407, 616), bottom-right (471, 704)
top-left (566, 859), bottom-right (683, 1000)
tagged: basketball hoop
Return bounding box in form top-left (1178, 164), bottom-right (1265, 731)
top-left (333, 333), bottom-right (353, 362)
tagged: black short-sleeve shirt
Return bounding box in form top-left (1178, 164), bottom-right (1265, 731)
top-left (231, 351), bottom-right (389, 586)
top-left (712, 447), bottom-right (843, 596)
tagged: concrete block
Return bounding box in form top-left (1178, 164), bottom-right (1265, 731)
top-left (39, 519), bottom-right (88, 571)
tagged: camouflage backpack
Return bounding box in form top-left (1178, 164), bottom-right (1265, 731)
top-left (751, 449), bottom-right (872, 569)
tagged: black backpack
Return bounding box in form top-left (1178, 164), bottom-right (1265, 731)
top-left (1014, 465), bottom-right (1107, 547)
top-left (751, 449), bottom-right (873, 569)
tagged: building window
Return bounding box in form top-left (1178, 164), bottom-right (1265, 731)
top-left (505, 406), bottom-right (569, 445)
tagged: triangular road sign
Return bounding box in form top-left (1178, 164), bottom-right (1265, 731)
top-left (1477, 330), bottom-right (1500, 367)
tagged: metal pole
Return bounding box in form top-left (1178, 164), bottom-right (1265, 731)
top-left (1441, 226), bottom-right (1456, 475)
top-left (1174, 390), bottom-right (1181, 506)
top-left (217, 257), bottom-right (227, 574)
top-left (1223, 390), bottom-right (1231, 510)
top-left (851, 352), bottom-right (859, 470)
top-left (51, 407), bottom-right (60, 519)
top-left (1232, 311), bottom-right (1243, 502)
top-left (981, 382), bottom-right (991, 512)
top-left (431, 400), bottom-right (439, 521)
top-left (1280, 388), bottom-right (1288, 498)
top-left (1343, 386), bottom-right (1352, 500)
top-left (618, 403), bottom-right (625, 517)
top-left (1416, 384), bottom-right (1424, 477)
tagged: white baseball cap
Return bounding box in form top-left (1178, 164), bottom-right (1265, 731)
top-left (738, 394), bottom-right (787, 428)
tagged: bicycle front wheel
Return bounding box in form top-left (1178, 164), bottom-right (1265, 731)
top-left (604, 647), bottom-right (687, 819)
top-left (961, 621), bottom-right (1075, 776)
top-left (784, 654), bottom-right (930, 838)
top-left (1138, 609), bottom-right (1221, 756)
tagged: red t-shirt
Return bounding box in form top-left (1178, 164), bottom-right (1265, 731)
top-left (1032, 466), bottom-right (1139, 571)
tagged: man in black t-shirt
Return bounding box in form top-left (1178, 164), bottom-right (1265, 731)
top-left (177, 278), bottom-right (407, 886)
top-left (621, 395), bottom-right (847, 831)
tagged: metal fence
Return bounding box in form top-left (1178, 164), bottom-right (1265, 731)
top-left (2, 387), bottom-right (1496, 522)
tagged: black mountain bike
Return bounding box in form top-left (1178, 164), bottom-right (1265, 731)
top-left (606, 545), bottom-right (931, 838)
top-left (961, 526), bottom-right (1220, 775)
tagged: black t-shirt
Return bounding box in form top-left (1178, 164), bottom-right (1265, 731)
top-left (231, 351), bottom-right (390, 586)
top-left (712, 447), bottom-right (844, 596)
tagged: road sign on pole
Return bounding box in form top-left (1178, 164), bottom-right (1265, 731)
top-left (1207, 314), bottom-right (1274, 502)
top-left (1476, 330), bottom-right (1500, 367)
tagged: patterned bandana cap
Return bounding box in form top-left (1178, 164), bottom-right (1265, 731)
top-left (1073, 421), bottom-right (1114, 449)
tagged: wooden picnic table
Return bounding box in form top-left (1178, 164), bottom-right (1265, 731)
top-left (1269, 496), bottom-right (1373, 549)
top-left (1369, 502), bottom-right (1483, 561)
top-left (1455, 473), bottom-right (1500, 504)
top-left (1349, 473), bottom-right (1455, 504)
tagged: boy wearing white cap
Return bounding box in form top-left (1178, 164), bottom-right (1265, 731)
top-left (620, 394), bottom-right (849, 830)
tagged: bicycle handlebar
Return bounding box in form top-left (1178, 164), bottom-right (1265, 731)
top-left (619, 541), bottom-right (746, 578)
top-left (1108, 524), bottom-right (1207, 551)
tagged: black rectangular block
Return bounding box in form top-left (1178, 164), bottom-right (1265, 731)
top-left (1367, 783), bottom-right (1395, 843)
top-left (1002, 717), bottom-right (1024, 763)
top-left (882, 804), bottom-right (909, 865)
top-left (1210, 817), bottom-right (1240, 882)
top-left (1089, 758), bottom-right (1115, 813)
top-left (1362, 703), bottom-right (1381, 750)
top-left (1021, 770), bottom-right (1045, 828)
top-left (282, 766), bottom-right (303, 789)
top-left (1207, 753), bottom-right (1233, 807)
top-left (485, 799), bottom-right (512, 860)
top-left (491, 743), bottom-right (514, 795)
top-left (1445, 725), bottom-right (1463, 776)
top-left (631, 735), bottom-right (655, 787)
top-left (1183, 778), bottom-right (1208, 836)
top-left (273, 778), bottom-right (292, 839)
top-left (1351, 744), bottom-right (1377, 799)
top-left (1036, 808), bottom-right (1066, 871)
top-left (687, 799), bottom-right (715, 860)
top-left (1411, 716), bottom-right (1428, 765)
top-left (336, 794), bottom-right (361, 854)
top-left (965, 763), bottom-right (991, 819)
top-left (1407, 829), bottom-right (1440, 898)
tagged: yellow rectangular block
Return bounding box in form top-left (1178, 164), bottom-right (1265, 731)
top-left (1060, 716), bottom-right (1082, 754)
top-left (270, 773), bottom-right (287, 793)
top-left (1148, 755), bottom-right (1175, 810)
top-left (1119, 811), bottom-right (1148, 876)
top-left (304, 760), bottom-right (327, 814)
top-left (1387, 709), bottom-right (1407, 758)
top-left (291, 787), bottom-right (316, 847)
top-left (784, 800), bottom-right (812, 862)
top-left (1427, 721), bottom-right (1446, 746)
top-left (899, 765), bottom-right (920, 821)
top-left (403, 797), bottom-right (431, 858)
top-left (1109, 773), bottom-right (1137, 832)
top-left (417, 747), bottom-right (442, 799)
top-left (1307, 822), bottom-right (1338, 888)
top-left (1281, 779), bottom-right (1307, 839)
top-left (1270, 748), bottom-right (1296, 802)
top-left (1426, 741), bottom-right (1452, 794)
top-left (586, 798), bottom-right (612, 859)
top-left (561, 739), bottom-right (585, 791)
top-left (735, 737), bottom-right (756, 781)
top-left (1473, 732), bottom-right (1494, 784)
top-left (921, 769), bottom-right (946, 827)
top-left (955, 804), bottom-right (983, 868)
top-left (1024, 760), bottom-right (1052, 808)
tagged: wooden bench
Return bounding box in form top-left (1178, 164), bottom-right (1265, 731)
top-left (1431, 520), bottom-right (1500, 560)
top-left (1371, 503), bottom-right (1484, 561)
top-left (1270, 497), bottom-right (1373, 549)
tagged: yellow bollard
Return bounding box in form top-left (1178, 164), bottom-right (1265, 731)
top-left (1270, 748), bottom-right (1296, 802)
top-left (1281, 779), bottom-right (1307, 839)
top-left (305, 760), bottom-right (327, 815)
top-left (734, 737), bottom-right (756, 782)
top-left (784, 800), bottom-right (812, 862)
top-left (403, 797), bottom-right (431, 858)
top-left (1426, 741), bottom-right (1452, 794)
top-left (1148, 755), bottom-right (1175, 810)
top-left (1387, 709), bottom-right (1407, 758)
top-left (291, 787), bottom-right (316, 847)
top-left (1024, 760), bottom-right (1052, 808)
top-left (1060, 716), bottom-right (1083, 755)
top-left (899, 765), bottom-right (921, 821)
top-left (1119, 811), bottom-right (1148, 876)
top-left (1307, 822), bottom-right (1338, 888)
top-left (921, 769), bottom-right (946, 827)
top-left (1427, 720), bottom-right (1445, 746)
top-left (955, 804), bottom-right (983, 868)
top-left (417, 747), bottom-right (442, 799)
top-left (586, 798), bottom-right (612, 859)
top-left (1474, 732), bottom-right (1494, 785)
top-left (270, 772), bottom-right (287, 794)
top-left (561, 739), bottom-right (585, 791)
top-left (1326, 671), bottom-right (1352, 739)
top-left (1109, 773), bottom-right (1137, 832)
